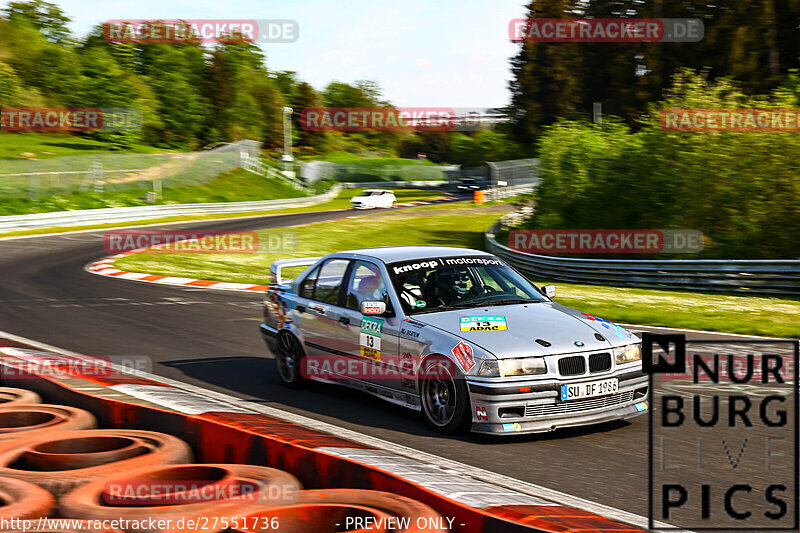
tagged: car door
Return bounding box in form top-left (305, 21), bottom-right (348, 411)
top-left (297, 258), bottom-right (354, 366)
top-left (337, 260), bottom-right (402, 393)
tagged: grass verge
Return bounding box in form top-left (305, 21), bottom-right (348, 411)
top-left (540, 281), bottom-right (799, 338)
top-left (0, 132), bottom-right (165, 159)
top-left (114, 206), bottom-right (799, 338)
top-left (0, 169), bottom-right (308, 216)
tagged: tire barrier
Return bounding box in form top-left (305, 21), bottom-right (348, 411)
top-left (0, 405), bottom-right (96, 441)
top-left (0, 476), bottom-right (55, 520)
top-left (0, 387), bottom-right (41, 406)
top-left (59, 464), bottom-right (302, 530)
top-left (0, 430), bottom-right (193, 498)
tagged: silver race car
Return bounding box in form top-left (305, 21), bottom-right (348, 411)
top-left (260, 246), bottom-right (648, 435)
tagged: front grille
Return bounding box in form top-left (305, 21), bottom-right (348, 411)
top-left (558, 356), bottom-right (585, 376)
top-left (525, 390), bottom-right (635, 417)
top-left (589, 353), bottom-right (611, 373)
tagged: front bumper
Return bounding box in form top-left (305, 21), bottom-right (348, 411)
top-left (467, 370), bottom-right (649, 435)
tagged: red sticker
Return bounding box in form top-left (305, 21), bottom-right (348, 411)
top-left (451, 341), bottom-right (475, 372)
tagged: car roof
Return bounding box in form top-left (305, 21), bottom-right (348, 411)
top-left (331, 246), bottom-right (494, 263)
top-left (363, 189), bottom-right (392, 193)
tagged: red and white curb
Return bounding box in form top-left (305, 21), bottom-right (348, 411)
top-left (85, 251), bottom-right (268, 293)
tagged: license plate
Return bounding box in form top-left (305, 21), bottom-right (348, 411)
top-left (560, 378), bottom-right (618, 401)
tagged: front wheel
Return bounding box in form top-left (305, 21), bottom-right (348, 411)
top-left (419, 357), bottom-right (471, 435)
top-left (275, 332), bottom-right (306, 388)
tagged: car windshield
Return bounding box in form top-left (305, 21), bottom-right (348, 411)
top-left (387, 255), bottom-right (547, 314)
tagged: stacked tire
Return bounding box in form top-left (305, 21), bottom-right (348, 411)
top-left (0, 387), bottom-right (447, 532)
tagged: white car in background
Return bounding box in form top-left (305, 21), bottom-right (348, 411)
top-left (350, 189), bottom-right (396, 209)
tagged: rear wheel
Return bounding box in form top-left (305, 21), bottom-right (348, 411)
top-left (419, 357), bottom-right (471, 435)
top-left (275, 332), bottom-right (305, 388)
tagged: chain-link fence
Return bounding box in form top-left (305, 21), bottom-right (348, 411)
top-left (487, 158), bottom-right (539, 186)
top-left (0, 140), bottom-right (261, 200)
top-left (300, 160), bottom-right (456, 184)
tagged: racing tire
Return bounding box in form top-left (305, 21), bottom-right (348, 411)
top-left (0, 477), bottom-right (55, 519)
top-left (0, 430), bottom-right (192, 498)
top-left (275, 332), bottom-right (306, 389)
top-left (0, 388), bottom-right (41, 407)
top-left (419, 356), bottom-right (471, 435)
top-left (0, 405), bottom-right (96, 441)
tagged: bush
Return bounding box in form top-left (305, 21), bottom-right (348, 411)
top-left (526, 70), bottom-right (800, 259)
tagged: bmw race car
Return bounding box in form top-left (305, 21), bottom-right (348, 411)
top-left (260, 246), bottom-right (648, 435)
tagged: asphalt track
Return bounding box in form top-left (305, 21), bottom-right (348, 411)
top-left (0, 206), bottom-right (793, 525)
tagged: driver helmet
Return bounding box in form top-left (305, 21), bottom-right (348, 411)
top-left (441, 268), bottom-right (471, 297)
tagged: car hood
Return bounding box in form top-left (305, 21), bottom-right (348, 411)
top-left (351, 196), bottom-right (372, 202)
top-left (410, 302), bottom-right (638, 358)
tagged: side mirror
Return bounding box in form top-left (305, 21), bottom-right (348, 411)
top-left (360, 301), bottom-right (387, 315)
top-left (542, 285), bottom-right (557, 298)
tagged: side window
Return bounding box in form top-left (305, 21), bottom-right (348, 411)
top-left (299, 265), bottom-right (320, 299)
top-left (345, 261), bottom-right (389, 310)
top-left (314, 259), bottom-right (350, 305)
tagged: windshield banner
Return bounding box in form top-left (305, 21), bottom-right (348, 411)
top-left (389, 256), bottom-right (503, 276)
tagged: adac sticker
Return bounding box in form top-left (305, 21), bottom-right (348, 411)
top-left (502, 422), bottom-right (522, 432)
top-left (451, 341), bottom-right (475, 372)
top-left (460, 315), bottom-right (507, 332)
top-left (359, 316), bottom-right (383, 361)
top-left (635, 401), bottom-right (648, 412)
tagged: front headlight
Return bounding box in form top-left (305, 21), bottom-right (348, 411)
top-left (478, 360), bottom-right (499, 377)
top-left (614, 343), bottom-right (642, 364)
top-left (499, 357), bottom-right (547, 377)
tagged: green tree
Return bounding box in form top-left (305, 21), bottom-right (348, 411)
top-left (3, 0), bottom-right (70, 43)
top-left (292, 81), bottom-right (327, 151)
top-left (509, 0), bottom-right (582, 143)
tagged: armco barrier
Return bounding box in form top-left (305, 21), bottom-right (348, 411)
top-left (0, 336), bottom-right (647, 533)
top-left (0, 185), bottom-right (343, 234)
top-left (486, 218), bottom-right (800, 296)
top-left (0, 181), bottom-right (452, 234)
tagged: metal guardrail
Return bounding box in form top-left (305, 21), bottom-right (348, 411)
top-left (340, 180), bottom-right (447, 188)
top-left (0, 185), bottom-right (343, 234)
top-left (486, 216), bottom-right (800, 296)
top-left (0, 180), bottom-right (447, 234)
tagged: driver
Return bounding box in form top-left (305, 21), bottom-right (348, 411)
top-left (437, 268), bottom-right (474, 305)
top-left (354, 269), bottom-right (387, 304)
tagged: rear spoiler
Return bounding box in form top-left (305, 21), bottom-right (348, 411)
top-left (270, 257), bottom-right (322, 285)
